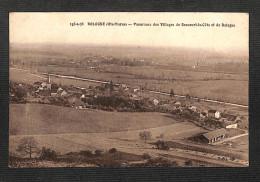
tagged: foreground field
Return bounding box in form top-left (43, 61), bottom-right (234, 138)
top-left (9, 103), bottom-right (248, 167)
top-left (10, 103), bottom-right (183, 135)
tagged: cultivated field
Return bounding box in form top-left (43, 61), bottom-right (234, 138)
top-left (9, 104), bottom-right (248, 167)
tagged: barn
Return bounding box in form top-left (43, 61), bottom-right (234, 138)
top-left (202, 128), bottom-right (229, 144)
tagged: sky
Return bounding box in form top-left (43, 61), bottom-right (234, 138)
top-left (10, 12), bottom-right (248, 53)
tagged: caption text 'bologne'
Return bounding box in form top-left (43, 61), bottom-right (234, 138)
top-left (70, 22), bottom-right (235, 28)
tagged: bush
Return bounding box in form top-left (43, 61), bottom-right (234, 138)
top-left (40, 147), bottom-right (58, 160)
top-left (142, 152), bottom-right (151, 159)
top-left (94, 149), bottom-right (103, 156)
top-left (139, 131), bottom-right (152, 143)
top-left (154, 140), bottom-right (170, 150)
top-left (79, 150), bottom-right (93, 157)
top-left (108, 148), bottom-right (117, 154)
top-left (94, 158), bottom-right (121, 167)
top-left (143, 157), bottom-right (178, 167)
top-left (184, 159), bottom-right (193, 166)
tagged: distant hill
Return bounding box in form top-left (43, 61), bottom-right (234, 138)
top-left (10, 43), bottom-right (248, 66)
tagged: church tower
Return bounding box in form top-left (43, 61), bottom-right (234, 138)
top-left (47, 73), bottom-right (51, 83)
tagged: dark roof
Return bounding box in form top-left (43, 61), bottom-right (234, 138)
top-left (203, 128), bottom-right (229, 140)
top-left (228, 115), bottom-right (237, 122)
top-left (208, 110), bottom-right (217, 113)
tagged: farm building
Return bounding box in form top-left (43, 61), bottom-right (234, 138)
top-left (220, 113), bottom-right (242, 123)
top-left (202, 128), bottom-right (229, 144)
top-left (208, 110), bottom-right (220, 119)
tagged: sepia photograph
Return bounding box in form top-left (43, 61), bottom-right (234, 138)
top-left (9, 12), bottom-right (248, 167)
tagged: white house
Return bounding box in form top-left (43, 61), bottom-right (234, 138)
top-left (189, 106), bottom-right (197, 112)
top-left (133, 89), bottom-right (138, 93)
top-left (60, 90), bottom-right (67, 97)
top-left (226, 123), bottom-right (238, 129)
top-left (208, 110), bottom-right (221, 119)
top-left (51, 93), bottom-right (57, 97)
top-left (153, 99), bottom-right (159, 105)
top-left (46, 83), bottom-right (52, 90)
top-left (80, 94), bottom-right (85, 99)
top-left (41, 82), bottom-right (47, 88)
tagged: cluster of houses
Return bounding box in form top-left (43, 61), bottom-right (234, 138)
top-left (117, 83), bottom-right (242, 133)
top-left (34, 74), bottom-right (67, 97)
top-left (32, 75), bottom-right (242, 145)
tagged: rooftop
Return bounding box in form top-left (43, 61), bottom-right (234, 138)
top-left (203, 128), bottom-right (229, 140)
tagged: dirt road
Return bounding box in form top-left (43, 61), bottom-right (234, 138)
top-left (212, 133), bottom-right (248, 145)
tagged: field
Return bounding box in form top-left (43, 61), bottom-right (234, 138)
top-left (9, 104), bottom-right (248, 167)
top-left (9, 103), bottom-right (205, 155)
top-left (10, 103), bottom-right (184, 135)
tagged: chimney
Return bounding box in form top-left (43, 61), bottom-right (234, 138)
top-left (47, 73), bottom-right (50, 83)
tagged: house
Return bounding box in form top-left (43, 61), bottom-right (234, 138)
top-left (202, 128), bottom-right (229, 144)
top-left (46, 83), bottom-right (52, 90)
top-left (121, 84), bottom-right (128, 89)
top-left (57, 90), bottom-right (67, 97)
top-left (60, 90), bottom-right (67, 97)
top-left (226, 123), bottom-right (238, 129)
top-left (175, 101), bottom-right (181, 107)
top-left (208, 110), bottom-right (220, 119)
top-left (41, 82), bottom-right (47, 88)
top-left (133, 89), bottom-right (139, 93)
top-left (153, 99), bottom-right (159, 105)
top-left (189, 106), bottom-right (197, 112)
top-left (51, 93), bottom-right (57, 97)
top-left (200, 113), bottom-right (206, 120)
top-left (219, 118), bottom-right (227, 122)
top-left (57, 87), bottom-right (63, 91)
top-left (221, 113), bottom-right (241, 123)
top-left (80, 94), bottom-right (85, 99)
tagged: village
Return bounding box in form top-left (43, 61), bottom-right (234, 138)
top-left (9, 72), bottom-right (248, 147)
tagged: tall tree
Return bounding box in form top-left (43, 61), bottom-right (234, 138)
top-left (139, 131), bottom-right (152, 143)
top-left (17, 137), bottom-right (39, 158)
